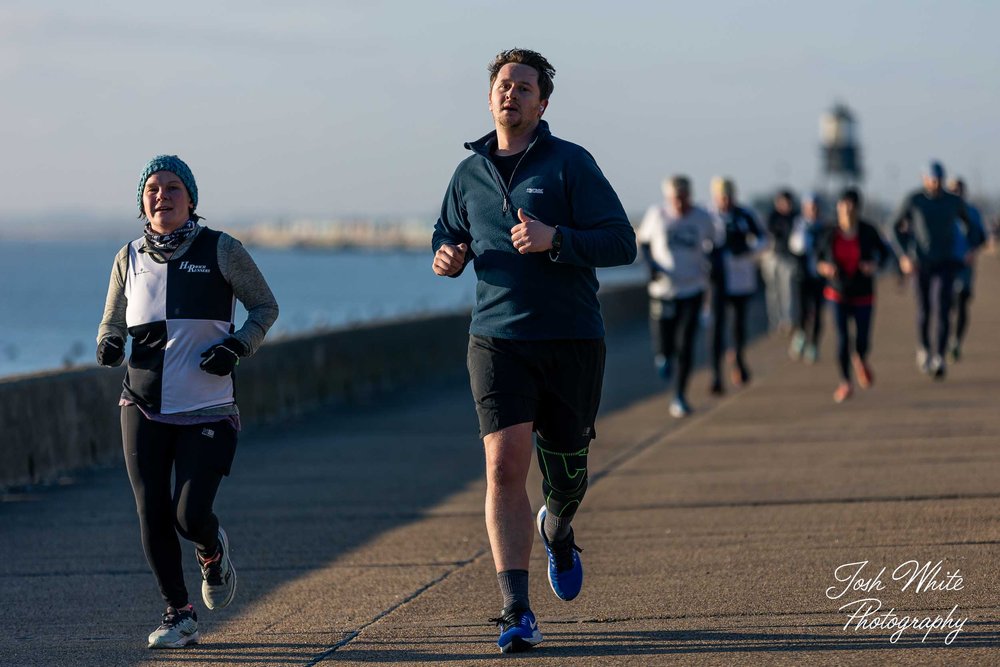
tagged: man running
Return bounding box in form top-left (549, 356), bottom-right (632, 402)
top-left (431, 48), bottom-right (636, 653)
top-left (638, 175), bottom-right (719, 417)
top-left (945, 177), bottom-right (986, 361)
top-left (891, 161), bottom-right (981, 379)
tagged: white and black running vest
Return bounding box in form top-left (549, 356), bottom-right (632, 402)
top-left (123, 229), bottom-right (236, 414)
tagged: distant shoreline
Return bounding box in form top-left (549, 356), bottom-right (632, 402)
top-left (224, 219), bottom-right (432, 251)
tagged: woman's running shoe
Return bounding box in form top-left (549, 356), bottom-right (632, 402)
top-left (147, 605), bottom-right (199, 649)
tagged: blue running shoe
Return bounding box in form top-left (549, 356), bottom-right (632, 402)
top-left (535, 506), bottom-right (583, 601)
top-left (491, 603), bottom-right (542, 653)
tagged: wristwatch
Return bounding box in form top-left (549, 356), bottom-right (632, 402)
top-left (551, 226), bottom-right (563, 253)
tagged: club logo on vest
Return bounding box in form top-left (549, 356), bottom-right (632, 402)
top-left (179, 261), bottom-right (211, 274)
top-left (526, 187), bottom-right (544, 194)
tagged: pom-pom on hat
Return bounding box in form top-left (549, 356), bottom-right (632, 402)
top-left (137, 155), bottom-right (198, 215)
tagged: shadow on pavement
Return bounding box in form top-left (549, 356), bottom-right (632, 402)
top-left (328, 623), bottom-right (1000, 662)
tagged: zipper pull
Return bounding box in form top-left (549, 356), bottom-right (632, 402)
top-left (503, 197), bottom-right (509, 213)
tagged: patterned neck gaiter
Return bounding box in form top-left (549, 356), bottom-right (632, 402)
top-left (144, 219), bottom-right (197, 252)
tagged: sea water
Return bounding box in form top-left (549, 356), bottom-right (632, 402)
top-left (0, 238), bottom-right (642, 378)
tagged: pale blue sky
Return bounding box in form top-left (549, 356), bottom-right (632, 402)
top-left (1, 0), bottom-right (997, 228)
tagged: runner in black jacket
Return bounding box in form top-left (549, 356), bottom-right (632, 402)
top-left (891, 161), bottom-right (981, 379)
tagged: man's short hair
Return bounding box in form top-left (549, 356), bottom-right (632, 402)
top-left (663, 175), bottom-right (691, 196)
top-left (488, 48), bottom-right (556, 100)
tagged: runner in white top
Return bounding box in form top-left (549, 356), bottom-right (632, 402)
top-left (638, 175), bottom-right (721, 417)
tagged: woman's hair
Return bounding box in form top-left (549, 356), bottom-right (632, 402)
top-left (711, 176), bottom-right (735, 198)
top-left (839, 187), bottom-right (862, 207)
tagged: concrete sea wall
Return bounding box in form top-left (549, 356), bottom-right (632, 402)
top-left (0, 283), bottom-right (647, 490)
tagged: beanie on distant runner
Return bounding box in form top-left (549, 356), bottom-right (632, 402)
top-left (926, 160), bottom-right (945, 181)
top-left (137, 155), bottom-right (198, 215)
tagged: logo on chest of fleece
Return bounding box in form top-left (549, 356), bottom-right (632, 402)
top-left (525, 187), bottom-right (544, 194)
top-left (178, 261), bottom-right (211, 274)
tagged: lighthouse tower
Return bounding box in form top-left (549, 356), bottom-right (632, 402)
top-left (820, 103), bottom-right (863, 193)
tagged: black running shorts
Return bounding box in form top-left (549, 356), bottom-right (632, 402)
top-left (467, 334), bottom-right (606, 444)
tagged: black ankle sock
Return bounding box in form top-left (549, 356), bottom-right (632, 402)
top-left (497, 569), bottom-right (529, 610)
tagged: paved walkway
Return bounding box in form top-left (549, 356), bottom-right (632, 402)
top-left (2, 261), bottom-right (999, 666)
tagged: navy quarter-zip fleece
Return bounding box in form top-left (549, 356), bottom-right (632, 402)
top-left (891, 189), bottom-right (981, 267)
top-left (432, 121), bottom-right (637, 340)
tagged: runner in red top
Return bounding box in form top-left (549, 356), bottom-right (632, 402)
top-left (816, 188), bottom-right (893, 403)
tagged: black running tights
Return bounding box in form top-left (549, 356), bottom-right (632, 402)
top-left (712, 292), bottom-right (750, 380)
top-left (795, 275), bottom-right (824, 345)
top-left (122, 405), bottom-right (237, 608)
top-left (650, 292), bottom-right (703, 399)
top-left (916, 264), bottom-right (955, 357)
top-left (832, 301), bottom-right (873, 382)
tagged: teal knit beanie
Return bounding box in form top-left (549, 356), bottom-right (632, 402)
top-left (137, 155), bottom-right (198, 215)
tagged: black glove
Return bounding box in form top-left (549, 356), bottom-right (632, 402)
top-left (96, 335), bottom-right (125, 366)
top-left (199, 337), bottom-right (246, 376)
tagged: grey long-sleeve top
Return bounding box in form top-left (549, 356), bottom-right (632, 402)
top-left (98, 227), bottom-right (278, 353)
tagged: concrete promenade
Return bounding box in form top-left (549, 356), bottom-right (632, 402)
top-left (2, 261), bottom-right (999, 666)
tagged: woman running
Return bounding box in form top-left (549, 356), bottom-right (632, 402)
top-left (788, 193), bottom-right (828, 364)
top-left (97, 155), bottom-right (278, 648)
top-left (709, 177), bottom-right (766, 394)
top-left (816, 187), bottom-right (891, 403)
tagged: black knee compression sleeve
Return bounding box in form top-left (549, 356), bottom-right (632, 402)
top-left (535, 435), bottom-right (589, 518)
